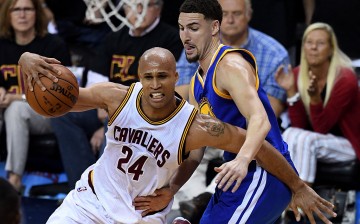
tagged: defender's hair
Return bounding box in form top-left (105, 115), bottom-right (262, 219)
top-left (180, 0), bottom-right (223, 24)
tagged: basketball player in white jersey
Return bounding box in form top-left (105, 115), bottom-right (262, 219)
top-left (19, 48), bottom-right (335, 223)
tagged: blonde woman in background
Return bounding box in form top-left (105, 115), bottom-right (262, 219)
top-left (275, 22), bottom-right (360, 185)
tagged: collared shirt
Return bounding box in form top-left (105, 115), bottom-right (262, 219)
top-left (176, 49), bottom-right (198, 86)
top-left (238, 28), bottom-right (290, 102)
top-left (129, 17), bottom-right (160, 37)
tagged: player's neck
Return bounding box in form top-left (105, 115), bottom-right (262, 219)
top-left (140, 97), bottom-right (177, 122)
top-left (199, 40), bottom-right (220, 78)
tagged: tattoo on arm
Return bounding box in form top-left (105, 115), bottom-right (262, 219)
top-left (204, 120), bottom-right (225, 137)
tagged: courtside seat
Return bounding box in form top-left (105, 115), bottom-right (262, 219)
top-left (26, 134), bottom-right (63, 173)
top-left (0, 128), bottom-right (70, 197)
top-left (0, 128), bottom-right (63, 174)
top-left (314, 159), bottom-right (360, 191)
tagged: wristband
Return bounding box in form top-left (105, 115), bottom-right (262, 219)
top-left (286, 92), bottom-right (300, 106)
top-left (21, 94), bottom-right (27, 102)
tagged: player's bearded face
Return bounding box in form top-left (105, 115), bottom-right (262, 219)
top-left (179, 13), bottom-right (213, 63)
top-left (185, 46), bottom-right (200, 63)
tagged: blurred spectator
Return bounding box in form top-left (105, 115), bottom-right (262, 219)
top-left (175, 49), bottom-right (198, 100)
top-left (0, 177), bottom-right (21, 224)
top-left (44, 0), bottom-right (111, 66)
top-left (0, 0), bottom-right (71, 191)
top-left (44, 0), bottom-right (110, 48)
top-left (220, 0), bottom-right (290, 116)
top-left (275, 22), bottom-right (360, 185)
top-left (89, 0), bottom-right (183, 86)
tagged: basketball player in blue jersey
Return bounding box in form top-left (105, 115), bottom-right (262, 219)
top-left (177, 0), bottom-right (337, 223)
top-left (19, 48), bottom-right (334, 223)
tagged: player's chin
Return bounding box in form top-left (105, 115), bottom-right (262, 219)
top-left (149, 101), bottom-right (166, 109)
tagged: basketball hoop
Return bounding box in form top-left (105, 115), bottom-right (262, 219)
top-left (83, 0), bottom-right (149, 32)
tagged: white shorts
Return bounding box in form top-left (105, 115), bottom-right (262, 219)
top-left (47, 168), bottom-right (172, 224)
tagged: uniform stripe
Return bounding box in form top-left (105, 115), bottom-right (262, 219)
top-left (136, 90), bottom-right (187, 125)
top-left (108, 83), bottom-right (135, 126)
top-left (177, 108), bottom-right (198, 164)
top-left (211, 47), bottom-right (260, 100)
top-left (228, 165), bottom-right (266, 224)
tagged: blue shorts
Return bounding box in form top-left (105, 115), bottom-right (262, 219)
top-left (200, 161), bottom-right (292, 224)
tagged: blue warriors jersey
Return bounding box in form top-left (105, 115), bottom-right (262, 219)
top-left (191, 44), bottom-right (288, 162)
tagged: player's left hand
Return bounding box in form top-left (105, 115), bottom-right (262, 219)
top-left (18, 52), bottom-right (61, 91)
top-left (289, 184), bottom-right (336, 224)
top-left (214, 156), bottom-right (249, 193)
top-left (133, 187), bottom-right (173, 217)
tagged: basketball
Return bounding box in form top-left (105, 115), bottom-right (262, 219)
top-left (25, 64), bottom-right (79, 117)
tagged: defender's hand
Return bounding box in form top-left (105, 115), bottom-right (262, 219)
top-left (214, 156), bottom-right (249, 193)
top-left (133, 187), bottom-right (174, 217)
top-left (289, 184), bottom-right (336, 224)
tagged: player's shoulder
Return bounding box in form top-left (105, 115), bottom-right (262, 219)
top-left (219, 50), bottom-right (252, 72)
top-left (93, 82), bottom-right (130, 97)
top-left (95, 82), bottom-right (132, 115)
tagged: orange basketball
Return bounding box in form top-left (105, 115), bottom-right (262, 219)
top-left (25, 64), bottom-right (79, 117)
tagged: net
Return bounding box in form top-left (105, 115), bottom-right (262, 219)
top-left (83, 0), bottom-right (149, 32)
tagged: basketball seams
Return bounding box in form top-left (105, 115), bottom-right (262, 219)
top-left (27, 78), bottom-right (55, 117)
top-left (42, 77), bottom-right (78, 108)
top-left (33, 83), bottom-right (58, 117)
top-left (53, 64), bottom-right (78, 85)
top-left (39, 76), bottom-right (72, 112)
top-left (57, 76), bottom-right (80, 95)
top-left (25, 64), bottom-right (79, 117)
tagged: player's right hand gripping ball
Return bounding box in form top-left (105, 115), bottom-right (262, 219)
top-left (25, 64), bottom-right (79, 117)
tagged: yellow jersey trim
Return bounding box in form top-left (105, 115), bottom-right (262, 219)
top-left (212, 48), bottom-right (260, 99)
top-left (108, 83), bottom-right (136, 126)
top-left (177, 108), bottom-right (198, 165)
top-left (136, 90), bottom-right (187, 125)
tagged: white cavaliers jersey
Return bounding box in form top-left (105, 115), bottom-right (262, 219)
top-left (91, 82), bottom-right (197, 223)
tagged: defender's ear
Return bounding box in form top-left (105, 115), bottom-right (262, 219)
top-left (211, 20), bottom-right (220, 36)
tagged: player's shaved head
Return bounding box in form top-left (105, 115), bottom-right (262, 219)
top-left (138, 47), bottom-right (179, 113)
top-left (138, 47), bottom-right (176, 74)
